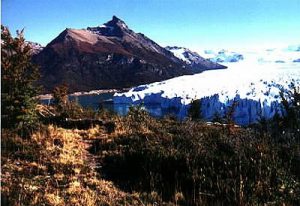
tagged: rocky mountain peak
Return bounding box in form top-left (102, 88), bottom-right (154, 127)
top-left (108, 15), bottom-right (128, 28)
top-left (87, 16), bottom-right (130, 38)
top-left (165, 46), bottom-right (184, 50)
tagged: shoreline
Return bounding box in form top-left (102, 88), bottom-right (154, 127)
top-left (38, 88), bottom-right (130, 100)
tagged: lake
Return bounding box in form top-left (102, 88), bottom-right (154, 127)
top-left (40, 92), bottom-right (180, 118)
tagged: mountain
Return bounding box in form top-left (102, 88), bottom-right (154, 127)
top-left (165, 46), bottom-right (226, 72)
top-left (34, 16), bottom-right (224, 93)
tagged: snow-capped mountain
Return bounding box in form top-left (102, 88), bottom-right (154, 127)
top-left (165, 46), bottom-right (226, 71)
top-left (114, 48), bottom-right (300, 125)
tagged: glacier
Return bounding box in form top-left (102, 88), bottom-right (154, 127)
top-left (114, 48), bottom-right (300, 125)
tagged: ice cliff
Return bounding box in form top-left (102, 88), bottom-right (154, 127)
top-left (114, 48), bottom-right (300, 125)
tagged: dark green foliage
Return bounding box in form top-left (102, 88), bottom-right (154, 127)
top-left (225, 99), bottom-right (238, 125)
top-left (1, 26), bottom-right (40, 136)
top-left (212, 111), bottom-right (224, 123)
top-left (256, 87), bottom-right (300, 138)
top-left (280, 86), bottom-right (300, 130)
top-left (188, 99), bottom-right (202, 121)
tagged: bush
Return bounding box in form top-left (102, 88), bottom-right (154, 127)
top-left (124, 105), bottom-right (154, 133)
top-left (100, 119), bottom-right (300, 205)
top-left (51, 84), bottom-right (97, 119)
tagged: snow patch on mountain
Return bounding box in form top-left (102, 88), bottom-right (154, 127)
top-left (171, 48), bottom-right (189, 62)
top-left (165, 46), bottom-right (198, 64)
top-left (165, 46), bottom-right (227, 71)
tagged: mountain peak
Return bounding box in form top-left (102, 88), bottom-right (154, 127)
top-left (112, 15), bottom-right (123, 22)
top-left (105, 15), bottom-right (128, 29)
top-left (87, 16), bottom-right (129, 37)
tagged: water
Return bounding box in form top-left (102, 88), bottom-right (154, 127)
top-left (40, 92), bottom-right (178, 118)
top-left (41, 92), bottom-right (115, 111)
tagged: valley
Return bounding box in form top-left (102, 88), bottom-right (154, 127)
top-left (2, 1), bottom-right (300, 204)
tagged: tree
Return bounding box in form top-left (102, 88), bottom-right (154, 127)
top-left (225, 99), bottom-right (238, 125)
top-left (188, 99), bottom-right (202, 121)
top-left (52, 83), bottom-right (69, 114)
top-left (1, 25), bottom-right (40, 136)
top-left (225, 99), bottom-right (238, 134)
top-left (51, 84), bottom-right (89, 119)
top-left (280, 86), bottom-right (300, 130)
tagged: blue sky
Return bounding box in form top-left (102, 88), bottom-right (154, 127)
top-left (2, 0), bottom-right (300, 50)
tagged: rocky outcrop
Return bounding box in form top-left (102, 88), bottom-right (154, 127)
top-left (166, 46), bottom-right (226, 72)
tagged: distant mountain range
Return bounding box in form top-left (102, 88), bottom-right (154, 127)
top-left (32, 16), bottom-right (225, 92)
top-left (200, 49), bottom-right (244, 63)
top-left (26, 41), bottom-right (44, 55)
top-left (199, 46), bottom-right (300, 64)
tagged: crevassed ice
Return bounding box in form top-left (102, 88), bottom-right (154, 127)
top-left (114, 50), bottom-right (300, 125)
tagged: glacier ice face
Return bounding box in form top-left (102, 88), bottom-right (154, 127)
top-left (114, 46), bottom-right (300, 125)
top-left (199, 95), bottom-right (284, 125)
top-left (114, 91), bottom-right (288, 126)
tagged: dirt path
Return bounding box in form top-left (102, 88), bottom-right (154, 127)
top-left (81, 133), bottom-right (107, 172)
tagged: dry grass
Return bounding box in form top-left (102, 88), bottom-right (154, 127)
top-left (96, 113), bottom-right (300, 205)
top-left (1, 125), bottom-right (142, 206)
top-left (3, 110), bottom-right (297, 205)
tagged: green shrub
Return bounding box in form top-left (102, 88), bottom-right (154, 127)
top-left (1, 26), bottom-right (41, 137)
